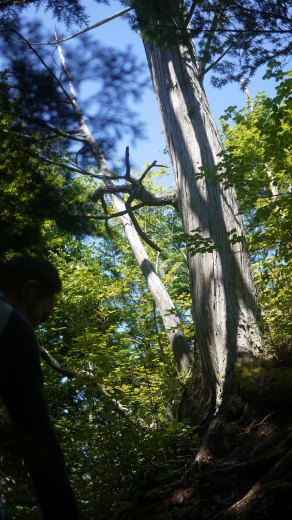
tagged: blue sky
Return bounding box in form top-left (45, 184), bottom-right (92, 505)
top-left (24, 0), bottom-right (280, 174)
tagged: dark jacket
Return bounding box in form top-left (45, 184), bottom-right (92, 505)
top-left (0, 294), bottom-right (80, 519)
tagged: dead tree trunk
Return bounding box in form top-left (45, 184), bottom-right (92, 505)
top-left (97, 154), bottom-right (193, 374)
top-left (56, 39), bottom-right (193, 375)
top-left (143, 39), bottom-right (262, 422)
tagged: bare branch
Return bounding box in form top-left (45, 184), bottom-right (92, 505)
top-left (31, 7), bottom-right (134, 45)
top-left (70, 203), bottom-right (146, 221)
top-left (39, 346), bottom-right (131, 418)
top-left (92, 184), bottom-right (131, 202)
top-left (28, 155), bottom-right (87, 175)
top-left (199, 6), bottom-right (226, 77)
top-left (78, 169), bottom-right (120, 181)
top-left (126, 204), bottom-right (162, 253)
top-left (92, 180), bottom-right (177, 209)
top-left (184, 0), bottom-right (198, 28)
top-left (139, 160), bottom-right (157, 183)
top-left (125, 146), bottom-right (131, 181)
top-left (21, 115), bottom-right (86, 142)
top-left (123, 149), bottom-right (177, 209)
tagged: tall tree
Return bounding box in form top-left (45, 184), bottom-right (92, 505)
top-left (141, 37), bottom-right (263, 425)
top-left (123, 0), bottom-right (291, 426)
top-left (55, 34), bottom-right (192, 374)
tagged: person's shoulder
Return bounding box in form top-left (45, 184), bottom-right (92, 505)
top-left (0, 308), bottom-right (42, 383)
top-left (3, 308), bottom-right (36, 341)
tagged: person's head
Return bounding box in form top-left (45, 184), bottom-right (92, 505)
top-left (0, 256), bottom-right (62, 328)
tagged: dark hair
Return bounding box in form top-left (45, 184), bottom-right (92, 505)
top-left (0, 256), bottom-right (62, 296)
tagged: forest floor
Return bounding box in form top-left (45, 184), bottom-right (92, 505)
top-left (164, 405), bottom-right (292, 519)
top-left (130, 362), bottom-right (292, 520)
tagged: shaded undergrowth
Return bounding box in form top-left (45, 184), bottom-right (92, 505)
top-left (116, 361), bottom-right (292, 520)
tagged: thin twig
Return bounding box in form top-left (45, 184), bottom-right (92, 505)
top-left (201, 42), bottom-right (233, 77)
top-left (21, 116), bottom-right (86, 142)
top-left (139, 160), bottom-right (157, 184)
top-left (126, 204), bottom-right (162, 252)
top-left (69, 203), bottom-right (146, 221)
top-left (39, 346), bottom-right (131, 417)
top-left (257, 410), bottom-right (281, 426)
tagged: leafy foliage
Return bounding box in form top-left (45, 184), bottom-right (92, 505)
top-left (4, 236), bottom-right (194, 518)
top-left (0, 0), bottom-right (88, 27)
top-left (0, 86), bottom-right (101, 258)
top-left (126, 0), bottom-right (187, 48)
top-left (0, 134), bottom-right (196, 518)
top-left (218, 67), bottom-right (292, 356)
top-left (41, 242), bottom-right (195, 517)
top-left (190, 0), bottom-right (292, 84)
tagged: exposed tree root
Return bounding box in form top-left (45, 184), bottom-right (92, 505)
top-left (163, 404), bottom-right (292, 520)
top-left (224, 450), bottom-right (292, 519)
top-left (193, 416), bottom-right (224, 466)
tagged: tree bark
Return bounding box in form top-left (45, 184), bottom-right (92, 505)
top-left (143, 39), bottom-right (262, 422)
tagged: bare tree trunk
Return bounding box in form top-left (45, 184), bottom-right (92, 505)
top-left (98, 155), bottom-right (193, 374)
top-left (143, 39), bottom-right (262, 422)
top-left (56, 39), bottom-right (193, 375)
